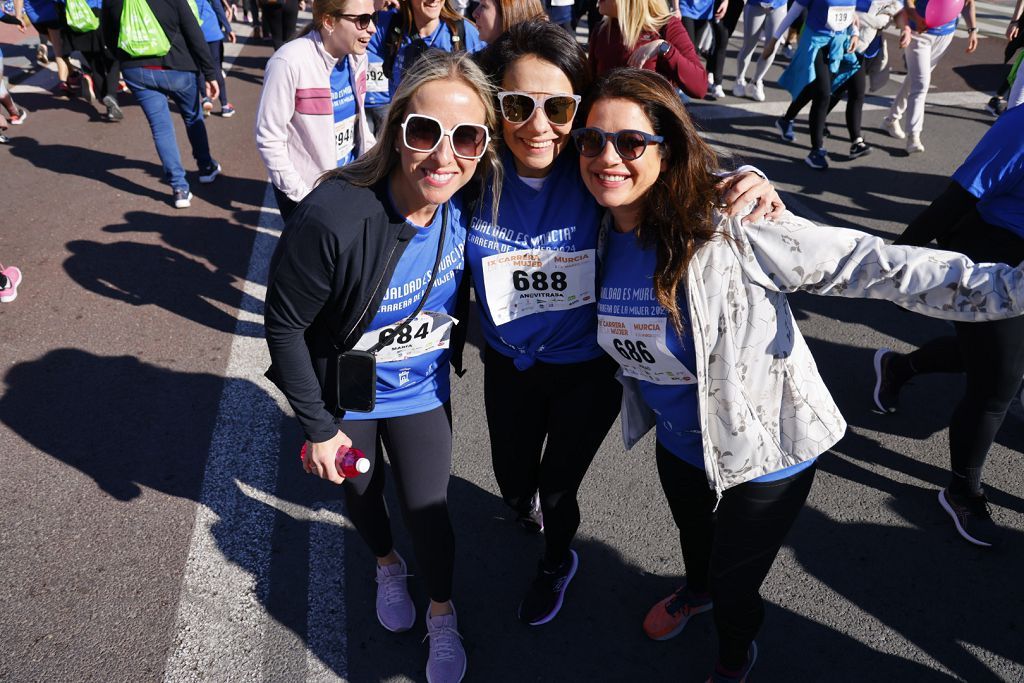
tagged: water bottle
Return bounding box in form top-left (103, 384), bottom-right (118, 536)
top-left (300, 442), bottom-right (371, 478)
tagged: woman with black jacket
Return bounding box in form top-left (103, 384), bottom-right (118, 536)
top-left (264, 50), bottom-right (500, 683)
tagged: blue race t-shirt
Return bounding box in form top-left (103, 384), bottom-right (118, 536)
top-left (680, 0), bottom-right (715, 20)
top-left (908, 0), bottom-right (957, 35)
top-left (466, 150), bottom-right (604, 368)
top-left (347, 196), bottom-right (468, 420)
top-left (198, 0), bottom-right (224, 42)
top-left (952, 104), bottom-right (1024, 239)
top-left (367, 10), bottom-right (486, 103)
top-left (330, 58), bottom-right (357, 167)
top-left (597, 227), bottom-right (816, 482)
top-left (24, 0), bottom-right (58, 24)
top-left (800, 0), bottom-right (858, 35)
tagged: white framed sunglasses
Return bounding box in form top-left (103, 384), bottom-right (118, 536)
top-left (496, 91), bottom-right (582, 126)
top-left (399, 113), bottom-right (491, 160)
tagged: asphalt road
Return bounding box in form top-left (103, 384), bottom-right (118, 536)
top-left (1, 9), bottom-right (1022, 683)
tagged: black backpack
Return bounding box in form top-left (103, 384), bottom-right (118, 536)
top-left (381, 13), bottom-right (467, 82)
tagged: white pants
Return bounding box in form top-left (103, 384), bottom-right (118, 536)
top-left (735, 3), bottom-right (788, 84)
top-left (888, 31), bottom-right (955, 135)
top-left (1008, 52), bottom-right (1024, 110)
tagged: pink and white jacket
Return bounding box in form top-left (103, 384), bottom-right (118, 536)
top-left (255, 30), bottom-right (376, 203)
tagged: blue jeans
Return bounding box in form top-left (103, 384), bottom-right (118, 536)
top-left (122, 67), bottom-right (214, 192)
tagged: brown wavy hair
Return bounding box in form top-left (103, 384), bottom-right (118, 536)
top-left (581, 68), bottom-right (722, 335)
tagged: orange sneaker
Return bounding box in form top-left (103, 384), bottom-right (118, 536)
top-left (642, 583), bottom-right (713, 641)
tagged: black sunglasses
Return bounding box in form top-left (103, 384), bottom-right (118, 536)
top-left (497, 91), bottom-right (582, 126)
top-left (400, 113), bottom-right (490, 160)
top-left (571, 127), bottom-right (664, 161)
top-left (333, 12), bottom-right (374, 29)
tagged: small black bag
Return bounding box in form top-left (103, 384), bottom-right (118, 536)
top-left (332, 205), bottom-right (449, 413)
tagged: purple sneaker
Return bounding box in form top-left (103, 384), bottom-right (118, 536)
top-left (375, 554), bottom-right (415, 632)
top-left (424, 605), bottom-right (466, 683)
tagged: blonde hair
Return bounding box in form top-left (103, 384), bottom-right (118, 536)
top-left (611, 0), bottom-right (674, 50)
top-left (325, 50), bottom-right (502, 221)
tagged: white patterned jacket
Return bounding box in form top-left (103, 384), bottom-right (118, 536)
top-left (615, 210), bottom-right (1024, 499)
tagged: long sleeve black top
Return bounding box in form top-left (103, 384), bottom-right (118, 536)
top-left (103, 0), bottom-right (217, 80)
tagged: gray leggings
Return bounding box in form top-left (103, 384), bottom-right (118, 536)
top-left (735, 3), bottom-right (787, 84)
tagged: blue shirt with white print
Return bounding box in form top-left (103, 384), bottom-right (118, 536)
top-left (330, 58), bottom-right (357, 167)
top-left (598, 227), bottom-right (816, 481)
top-left (347, 195), bottom-right (468, 420)
top-left (466, 150), bottom-right (604, 369)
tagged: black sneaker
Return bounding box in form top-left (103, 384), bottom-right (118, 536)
top-left (518, 549), bottom-right (578, 626)
top-left (706, 642), bottom-right (758, 683)
top-left (985, 96), bottom-right (1006, 117)
top-left (515, 492), bottom-right (544, 533)
top-left (938, 488), bottom-right (1001, 547)
top-left (872, 348), bottom-right (903, 414)
top-left (198, 161), bottom-right (221, 184)
top-left (849, 138), bottom-right (871, 158)
top-left (102, 95), bottom-right (124, 122)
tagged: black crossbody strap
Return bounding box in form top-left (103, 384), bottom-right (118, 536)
top-left (365, 202), bottom-right (449, 353)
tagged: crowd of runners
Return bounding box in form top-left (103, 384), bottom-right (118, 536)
top-left (2, 0), bottom-right (1023, 681)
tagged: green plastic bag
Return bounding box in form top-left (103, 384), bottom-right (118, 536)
top-left (187, 0), bottom-right (203, 25)
top-left (118, 0), bottom-right (171, 57)
top-left (65, 0), bottom-right (99, 32)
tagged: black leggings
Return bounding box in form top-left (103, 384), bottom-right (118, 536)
top-left (484, 346), bottom-right (621, 566)
top-left (82, 49), bottom-right (120, 100)
top-left (785, 44), bottom-right (832, 150)
top-left (264, 0), bottom-right (299, 50)
top-left (682, 17), bottom-right (729, 86)
top-left (895, 215), bottom-right (1024, 495)
top-left (656, 444), bottom-right (816, 669)
top-left (197, 40), bottom-right (228, 106)
top-left (340, 403), bottom-right (456, 602)
top-left (827, 55), bottom-right (866, 142)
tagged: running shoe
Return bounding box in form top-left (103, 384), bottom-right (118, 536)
top-left (173, 189), bottom-right (193, 209)
top-left (35, 43), bottom-right (49, 66)
top-left (80, 72), bottom-right (96, 103)
top-left (376, 554), bottom-right (416, 632)
top-left (938, 488), bottom-right (1001, 547)
top-left (882, 116), bottom-right (905, 139)
top-left (775, 117), bottom-right (795, 142)
top-left (0, 133), bottom-right (9, 144)
top-left (849, 138), bottom-right (871, 158)
top-left (103, 95), bottom-right (124, 122)
top-left (906, 134), bottom-right (925, 154)
top-left (118, 79), bottom-right (130, 94)
top-left (706, 642), bottom-right (758, 683)
top-left (518, 549), bottom-right (579, 626)
top-left (642, 581), bottom-right (713, 641)
top-left (0, 264), bottom-right (23, 303)
top-left (516, 491), bottom-right (544, 533)
top-left (202, 97), bottom-right (214, 116)
top-left (781, 42), bottom-right (796, 59)
top-left (745, 80), bottom-right (765, 102)
top-left (424, 605), bottom-right (466, 683)
top-left (8, 106), bottom-right (28, 125)
top-left (56, 81), bottom-right (73, 97)
top-left (804, 147), bottom-right (829, 170)
top-left (219, 103), bottom-right (236, 118)
top-left (732, 79), bottom-right (747, 97)
top-left (706, 84), bottom-right (726, 100)
top-left (198, 161), bottom-right (221, 183)
top-left (871, 348), bottom-right (905, 414)
top-left (985, 96), bottom-right (1006, 117)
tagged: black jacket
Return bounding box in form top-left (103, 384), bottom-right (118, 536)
top-left (264, 176), bottom-right (471, 442)
top-left (103, 0), bottom-right (217, 80)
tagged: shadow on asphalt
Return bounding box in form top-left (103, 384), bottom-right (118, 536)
top-left (3, 346), bottom-right (1022, 680)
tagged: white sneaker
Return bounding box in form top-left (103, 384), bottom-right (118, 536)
top-left (906, 134), bottom-right (925, 154)
top-left (746, 81), bottom-right (766, 102)
top-left (882, 116), bottom-right (906, 140)
top-left (708, 84), bottom-right (726, 100)
top-left (732, 79), bottom-right (747, 97)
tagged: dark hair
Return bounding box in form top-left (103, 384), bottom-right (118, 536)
top-left (476, 19), bottom-right (590, 96)
top-left (581, 68), bottom-right (721, 335)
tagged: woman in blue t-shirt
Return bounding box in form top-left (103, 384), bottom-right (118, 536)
top-left (574, 68), bottom-right (1024, 682)
top-left (469, 19), bottom-right (781, 629)
top-left (882, 0), bottom-right (978, 154)
top-left (678, 0), bottom-right (730, 98)
top-left (197, 0), bottom-right (237, 117)
top-left (266, 51), bottom-right (501, 683)
top-left (872, 104), bottom-right (1024, 549)
top-left (365, 0), bottom-right (485, 133)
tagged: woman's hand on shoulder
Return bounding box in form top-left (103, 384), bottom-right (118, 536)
top-left (304, 430), bottom-right (354, 484)
top-left (628, 39), bottom-right (665, 67)
top-left (716, 172), bottom-right (786, 223)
